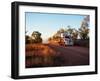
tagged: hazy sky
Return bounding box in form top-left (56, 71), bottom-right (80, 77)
top-left (25, 12), bottom-right (86, 42)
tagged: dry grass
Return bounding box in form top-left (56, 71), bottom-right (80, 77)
top-left (25, 44), bottom-right (61, 68)
top-left (26, 44), bottom-right (57, 56)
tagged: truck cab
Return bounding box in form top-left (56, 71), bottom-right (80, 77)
top-left (60, 33), bottom-right (73, 46)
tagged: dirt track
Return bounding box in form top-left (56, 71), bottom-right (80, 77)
top-left (47, 44), bottom-right (89, 66)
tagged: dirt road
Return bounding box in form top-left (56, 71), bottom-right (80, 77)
top-left (47, 44), bottom-right (89, 66)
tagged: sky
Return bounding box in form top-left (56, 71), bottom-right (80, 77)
top-left (25, 12), bottom-right (86, 42)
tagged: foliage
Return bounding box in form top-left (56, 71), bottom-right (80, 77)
top-left (25, 31), bottom-right (43, 44)
top-left (49, 26), bottom-right (79, 41)
top-left (31, 31), bottom-right (42, 43)
top-left (79, 16), bottom-right (89, 39)
top-left (72, 29), bottom-right (78, 40)
top-left (48, 37), bottom-right (52, 41)
top-left (25, 35), bottom-right (32, 44)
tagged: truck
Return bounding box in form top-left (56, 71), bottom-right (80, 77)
top-left (60, 33), bottom-right (74, 46)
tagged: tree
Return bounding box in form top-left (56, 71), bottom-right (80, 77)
top-left (79, 16), bottom-right (90, 39)
top-left (72, 29), bottom-right (78, 40)
top-left (57, 28), bottom-right (65, 34)
top-left (48, 37), bottom-right (52, 41)
top-left (25, 35), bottom-right (32, 44)
top-left (25, 31), bottom-right (31, 44)
top-left (79, 27), bottom-right (89, 39)
top-left (67, 29), bottom-right (73, 36)
top-left (64, 25), bottom-right (74, 37)
top-left (55, 28), bottom-right (65, 37)
top-left (31, 31), bottom-right (42, 43)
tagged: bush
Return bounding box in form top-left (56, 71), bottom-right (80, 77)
top-left (74, 39), bottom-right (89, 47)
